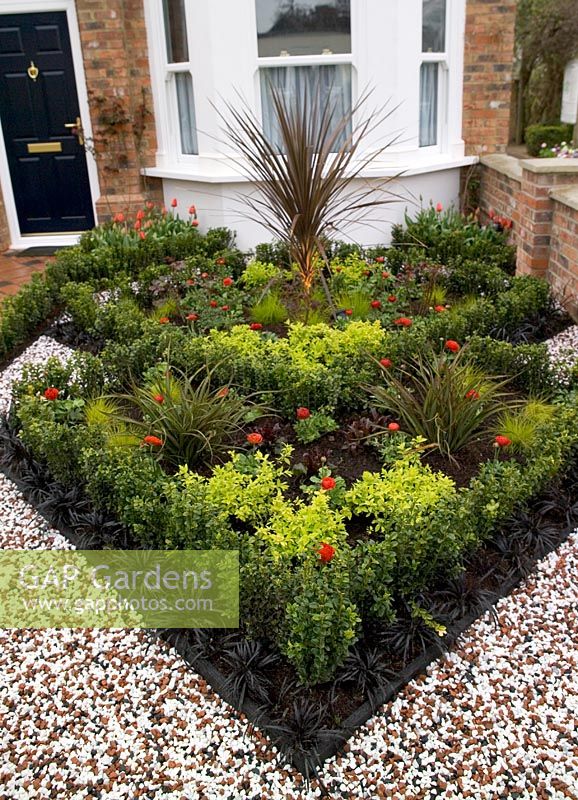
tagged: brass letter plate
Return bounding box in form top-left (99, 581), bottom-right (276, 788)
top-left (27, 142), bottom-right (62, 154)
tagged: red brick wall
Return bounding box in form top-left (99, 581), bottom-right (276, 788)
top-left (76, 0), bottom-right (162, 220)
top-left (478, 161), bottom-right (520, 237)
top-left (549, 199), bottom-right (578, 315)
top-left (462, 0), bottom-right (516, 155)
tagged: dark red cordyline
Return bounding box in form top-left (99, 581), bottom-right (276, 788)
top-left (318, 542), bottom-right (336, 563)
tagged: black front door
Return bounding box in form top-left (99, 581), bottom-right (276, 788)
top-left (0, 12), bottom-right (94, 235)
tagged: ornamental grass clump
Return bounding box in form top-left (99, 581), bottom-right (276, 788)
top-left (96, 365), bottom-right (264, 469)
top-left (366, 346), bottom-right (515, 458)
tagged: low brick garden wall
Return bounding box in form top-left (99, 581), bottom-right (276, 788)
top-left (479, 155), bottom-right (578, 318)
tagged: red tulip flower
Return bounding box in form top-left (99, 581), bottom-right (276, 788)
top-left (436, 202), bottom-right (443, 213)
top-left (171, 198), bottom-right (177, 208)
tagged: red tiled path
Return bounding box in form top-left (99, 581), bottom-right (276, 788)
top-left (0, 251), bottom-right (52, 299)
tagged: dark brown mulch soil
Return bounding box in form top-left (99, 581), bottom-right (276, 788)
top-left (423, 438), bottom-right (502, 488)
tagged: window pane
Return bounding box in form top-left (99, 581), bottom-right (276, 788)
top-left (422, 0), bottom-right (446, 52)
top-left (256, 0), bottom-right (351, 57)
top-left (175, 72), bottom-right (198, 154)
top-left (260, 64), bottom-right (352, 151)
top-left (419, 62), bottom-right (438, 147)
top-left (163, 0), bottom-right (189, 63)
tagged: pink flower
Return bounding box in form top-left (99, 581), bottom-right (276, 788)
top-left (191, 220), bottom-right (199, 227)
top-left (171, 198), bottom-right (178, 208)
top-left (113, 212), bottom-right (124, 224)
top-left (435, 202), bottom-right (443, 213)
top-left (136, 209), bottom-right (145, 221)
top-left (139, 231), bottom-right (146, 240)
top-left (188, 205), bottom-right (196, 215)
top-left (375, 256), bottom-right (385, 264)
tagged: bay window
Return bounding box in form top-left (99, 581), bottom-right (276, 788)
top-left (255, 0), bottom-right (352, 151)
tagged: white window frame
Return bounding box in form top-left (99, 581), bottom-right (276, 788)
top-left (419, 0), bottom-right (449, 152)
top-left (255, 1), bottom-right (357, 135)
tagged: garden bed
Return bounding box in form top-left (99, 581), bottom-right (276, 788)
top-left (1, 205), bottom-right (578, 776)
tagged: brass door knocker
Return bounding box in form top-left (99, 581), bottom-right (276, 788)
top-left (27, 61), bottom-right (39, 82)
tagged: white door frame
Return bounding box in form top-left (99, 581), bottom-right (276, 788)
top-left (0, 0), bottom-right (100, 249)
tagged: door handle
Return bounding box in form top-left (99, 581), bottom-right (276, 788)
top-left (64, 116), bottom-right (84, 145)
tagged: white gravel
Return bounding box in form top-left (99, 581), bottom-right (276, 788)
top-left (0, 338), bottom-right (577, 799)
top-left (547, 324), bottom-right (578, 386)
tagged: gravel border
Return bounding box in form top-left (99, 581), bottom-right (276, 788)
top-left (0, 337), bottom-right (577, 799)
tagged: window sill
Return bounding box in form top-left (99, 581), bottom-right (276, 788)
top-left (143, 154), bottom-right (478, 184)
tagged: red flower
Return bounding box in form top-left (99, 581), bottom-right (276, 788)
top-left (320, 476), bottom-right (336, 491)
top-left (186, 278), bottom-right (195, 286)
top-left (495, 435), bottom-right (512, 448)
top-left (217, 386), bottom-right (229, 398)
top-left (191, 220), bottom-right (199, 227)
top-left (134, 220), bottom-right (141, 231)
top-left (250, 322), bottom-right (263, 330)
top-left (136, 209), bottom-right (145, 221)
top-left (318, 542), bottom-right (336, 563)
top-left (44, 387), bottom-right (59, 401)
top-left (143, 435), bottom-right (163, 447)
top-left (246, 432), bottom-right (263, 446)
top-left (387, 295), bottom-right (397, 303)
top-left (153, 394), bottom-right (164, 404)
top-left (209, 300), bottom-right (218, 308)
top-left (139, 231), bottom-right (146, 240)
top-left (370, 300), bottom-right (382, 309)
top-left (146, 201), bottom-right (154, 210)
top-left (344, 308), bottom-right (353, 316)
top-left (186, 313), bottom-right (199, 321)
top-left (445, 340), bottom-right (460, 353)
top-left (222, 277), bottom-right (234, 287)
top-left (221, 305), bottom-right (230, 311)
top-left (296, 407), bottom-right (311, 420)
top-left (434, 305), bottom-right (446, 313)
top-left (387, 422), bottom-right (400, 431)
top-left (436, 202), bottom-right (443, 213)
top-left (504, 218), bottom-right (513, 230)
top-left (379, 358), bottom-right (393, 368)
top-left (394, 317), bottom-right (412, 327)
top-left (188, 205), bottom-right (196, 215)
top-left (465, 389), bottom-right (480, 400)
top-left (201, 272), bottom-right (209, 279)
top-left (113, 212), bottom-right (124, 223)
top-left (216, 258), bottom-right (226, 266)
top-left (171, 198), bottom-right (178, 208)
top-left (375, 256), bottom-right (385, 264)
top-left (363, 269), bottom-right (371, 277)
top-left (489, 208), bottom-right (495, 220)
top-left (382, 271), bottom-right (390, 279)
top-left (158, 316), bottom-right (170, 324)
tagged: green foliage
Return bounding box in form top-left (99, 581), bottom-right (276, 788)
top-left (0, 274), bottom-right (55, 359)
top-left (103, 365), bottom-right (263, 469)
top-left (241, 260), bottom-right (282, 289)
top-left (494, 400), bottom-right (556, 453)
top-left (367, 348), bottom-right (513, 456)
top-left (525, 124), bottom-right (574, 156)
top-left (164, 467), bottom-right (235, 550)
top-left (59, 282), bottom-right (99, 331)
top-left (257, 492), bottom-right (349, 560)
top-left (345, 455), bottom-right (460, 594)
top-left (283, 555), bottom-right (360, 685)
top-left (12, 353), bottom-right (105, 406)
top-left (250, 292), bottom-right (289, 325)
top-left (81, 445), bottom-right (170, 547)
top-left (467, 336), bottom-right (555, 396)
top-left (294, 411), bottom-right (339, 443)
top-left (335, 289), bottom-right (372, 319)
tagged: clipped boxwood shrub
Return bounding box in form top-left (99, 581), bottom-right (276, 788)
top-left (525, 123), bottom-right (574, 156)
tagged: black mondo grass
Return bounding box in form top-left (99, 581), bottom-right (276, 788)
top-left (221, 639), bottom-right (281, 706)
top-left (335, 645), bottom-right (395, 710)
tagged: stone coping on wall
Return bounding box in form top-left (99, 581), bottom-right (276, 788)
top-left (480, 154), bottom-right (523, 182)
top-left (550, 186), bottom-right (578, 213)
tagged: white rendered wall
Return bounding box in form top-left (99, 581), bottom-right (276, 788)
top-left (162, 167), bottom-right (462, 251)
